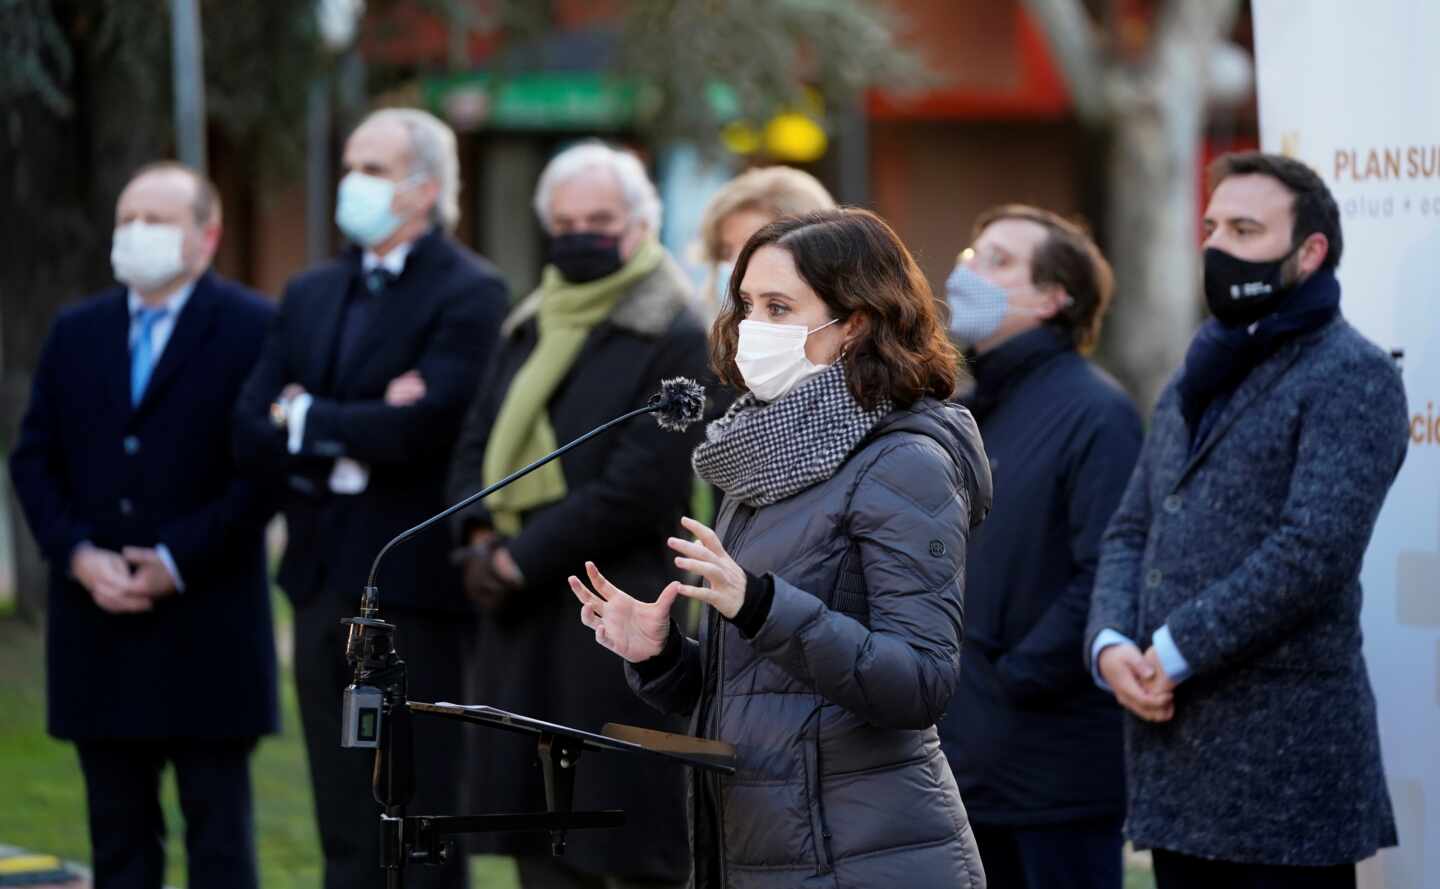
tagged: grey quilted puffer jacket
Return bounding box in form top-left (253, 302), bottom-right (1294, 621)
top-left (628, 397), bottom-right (993, 888)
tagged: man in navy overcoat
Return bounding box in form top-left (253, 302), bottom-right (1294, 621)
top-left (10, 161), bottom-right (277, 889)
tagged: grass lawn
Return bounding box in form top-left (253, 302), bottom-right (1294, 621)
top-left (0, 606), bottom-right (1152, 888)
top-left (0, 599), bottom-right (516, 888)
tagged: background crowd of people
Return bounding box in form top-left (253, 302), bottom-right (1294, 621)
top-left (7, 100), bottom-right (1408, 889)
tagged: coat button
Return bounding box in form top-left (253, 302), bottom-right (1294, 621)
top-left (123, 435), bottom-right (140, 455)
top-left (119, 498), bottom-right (134, 516)
top-left (1163, 494), bottom-right (1182, 514)
top-left (1146, 568), bottom-right (1163, 588)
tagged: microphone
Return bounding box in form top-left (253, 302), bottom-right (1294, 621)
top-left (651, 376), bottom-right (706, 432)
top-left (360, 376), bottom-right (706, 600)
top-left (340, 378), bottom-right (705, 768)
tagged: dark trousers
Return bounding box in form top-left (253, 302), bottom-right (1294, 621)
top-left (972, 820), bottom-right (1123, 889)
top-left (1152, 849), bottom-right (1357, 889)
top-left (294, 590), bottom-right (473, 889)
top-left (76, 738), bottom-right (258, 889)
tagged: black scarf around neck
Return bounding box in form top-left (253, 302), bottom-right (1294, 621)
top-left (1177, 267), bottom-right (1341, 438)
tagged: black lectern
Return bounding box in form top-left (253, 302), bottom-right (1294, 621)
top-left (343, 595), bottom-right (735, 888)
top-left (395, 703), bottom-right (733, 882)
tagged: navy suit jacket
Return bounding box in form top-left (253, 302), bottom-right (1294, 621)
top-left (9, 271), bottom-right (279, 740)
top-left (233, 230), bottom-right (508, 612)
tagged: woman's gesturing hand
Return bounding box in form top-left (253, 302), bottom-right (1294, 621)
top-left (569, 561), bottom-right (679, 663)
top-left (667, 516), bottom-right (747, 619)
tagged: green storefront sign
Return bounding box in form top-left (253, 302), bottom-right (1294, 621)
top-left (422, 71), bottom-right (652, 131)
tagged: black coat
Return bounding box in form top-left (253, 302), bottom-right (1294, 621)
top-left (10, 272), bottom-right (279, 740)
top-left (446, 256), bottom-right (706, 882)
top-left (940, 327), bottom-right (1141, 826)
top-left (234, 230), bottom-right (508, 611)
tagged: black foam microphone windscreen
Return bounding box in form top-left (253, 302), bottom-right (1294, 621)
top-left (654, 377), bottom-right (707, 432)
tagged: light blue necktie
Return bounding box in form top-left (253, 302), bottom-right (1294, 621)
top-left (130, 306), bottom-right (170, 405)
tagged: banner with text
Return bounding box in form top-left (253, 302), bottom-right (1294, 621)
top-left (1254, 2), bottom-right (1440, 886)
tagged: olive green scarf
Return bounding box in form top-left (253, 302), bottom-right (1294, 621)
top-left (482, 238), bottom-right (665, 535)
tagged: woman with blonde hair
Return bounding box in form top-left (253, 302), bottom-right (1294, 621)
top-left (693, 165), bottom-right (834, 322)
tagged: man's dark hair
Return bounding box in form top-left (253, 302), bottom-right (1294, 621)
top-left (127, 160), bottom-right (223, 226)
top-left (971, 204), bottom-right (1114, 352)
top-left (1207, 151), bottom-right (1343, 270)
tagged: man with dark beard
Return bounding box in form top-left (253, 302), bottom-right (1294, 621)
top-left (1088, 152), bottom-right (1405, 888)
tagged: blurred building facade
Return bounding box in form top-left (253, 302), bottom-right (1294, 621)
top-left (211, 0), bottom-right (1257, 304)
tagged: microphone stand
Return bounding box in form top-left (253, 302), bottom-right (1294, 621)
top-left (341, 394), bottom-right (714, 888)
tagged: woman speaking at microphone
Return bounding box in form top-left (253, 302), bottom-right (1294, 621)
top-left (569, 208), bottom-right (993, 889)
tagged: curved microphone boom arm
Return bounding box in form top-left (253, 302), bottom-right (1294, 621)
top-left (358, 377), bottom-right (706, 616)
top-left (343, 376), bottom-right (705, 885)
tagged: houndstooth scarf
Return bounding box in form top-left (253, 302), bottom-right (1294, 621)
top-left (692, 360), bottom-right (893, 507)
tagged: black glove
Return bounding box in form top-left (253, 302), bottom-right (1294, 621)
top-left (452, 538), bottom-right (521, 611)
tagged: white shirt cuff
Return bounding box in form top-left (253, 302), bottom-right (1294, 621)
top-left (155, 543), bottom-right (185, 593)
top-left (1090, 628), bottom-right (1135, 692)
top-left (286, 392), bottom-right (313, 454)
top-left (328, 457), bottom-right (370, 494)
top-left (1151, 624), bottom-right (1193, 684)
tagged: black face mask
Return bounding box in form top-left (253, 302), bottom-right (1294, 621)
top-left (548, 232), bottom-right (624, 284)
top-left (1202, 242), bottom-right (1302, 328)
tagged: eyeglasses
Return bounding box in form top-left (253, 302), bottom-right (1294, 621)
top-left (957, 245), bottom-right (1015, 274)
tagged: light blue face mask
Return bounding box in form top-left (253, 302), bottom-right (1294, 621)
top-left (945, 264), bottom-right (1009, 345)
top-left (335, 171), bottom-right (416, 247)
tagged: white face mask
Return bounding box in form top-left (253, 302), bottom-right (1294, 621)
top-left (735, 317), bottom-right (840, 402)
top-left (111, 221), bottom-right (186, 292)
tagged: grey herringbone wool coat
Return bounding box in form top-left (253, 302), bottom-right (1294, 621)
top-left (1087, 317), bottom-right (1407, 866)
top-left (630, 398), bottom-right (992, 888)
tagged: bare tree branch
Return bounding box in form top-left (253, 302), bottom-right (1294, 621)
top-left (1158, 0), bottom-right (1241, 49)
top-left (1020, 0), bottom-right (1108, 122)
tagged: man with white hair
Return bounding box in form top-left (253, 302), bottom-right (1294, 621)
top-left (235, 108), bottom-right (508, 889)
top-left (446, 140), bottom-right (705, 889)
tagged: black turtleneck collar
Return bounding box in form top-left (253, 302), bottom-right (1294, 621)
top-left (962, 325), bottom-right (1074, 420)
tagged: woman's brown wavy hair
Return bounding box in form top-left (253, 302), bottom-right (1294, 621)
top-left (710, 207), bottom-right (962, 410)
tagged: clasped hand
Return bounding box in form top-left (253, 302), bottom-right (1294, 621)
top-left (70, 543), bottom-right (177, 614)
top-left (1098, 643), bottom-right (1177, 722)
top-left (567, 517), bottom-right (746, 663)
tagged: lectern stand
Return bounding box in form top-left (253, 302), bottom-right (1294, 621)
top-left (337, 380), bottom-right (722, 887)
top-left (399, 703), bottom-right (735, 864)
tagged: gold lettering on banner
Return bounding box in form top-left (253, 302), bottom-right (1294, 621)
top-left (1335, 146), bottom-right (1440, 181)
top-left (1413, 402), bottom-right (1440, 446)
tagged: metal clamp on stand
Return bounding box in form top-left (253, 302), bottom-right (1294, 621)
top-left (538, 732), bottom-right (582, 855)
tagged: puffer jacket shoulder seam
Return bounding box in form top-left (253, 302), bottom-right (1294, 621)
top-left (851, 434), bottom-right (961, 516)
